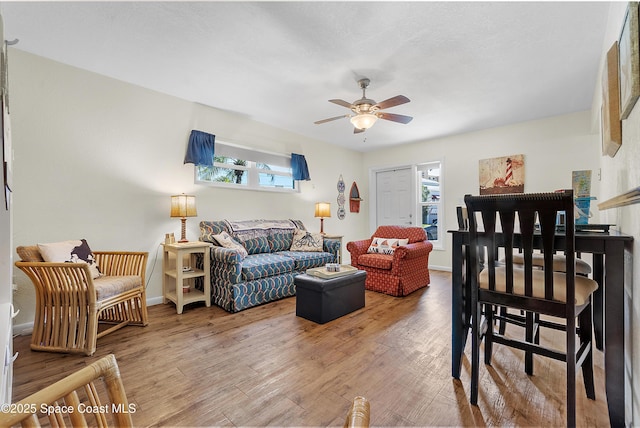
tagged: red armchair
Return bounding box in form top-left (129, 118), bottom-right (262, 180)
top-left (346, 225), bottom-right (433, 296)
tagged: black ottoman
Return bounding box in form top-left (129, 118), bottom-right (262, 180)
top-left (295, 270), bottom-right (366, 324)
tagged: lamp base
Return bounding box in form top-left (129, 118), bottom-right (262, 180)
top-left (179, 218), bottom-right (189, 243)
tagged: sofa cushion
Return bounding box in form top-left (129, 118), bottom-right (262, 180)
top-left (235, 230), bottom-right (271, 255)
top-left (240, 253), bottom-right (295, 281)
top-left (269, 228), bottom-right (295, 252)
top-left (38, 239), bottom-right (103, 279)
top-left (290, 230), bottom-right (323, 252)
top-left (277, 251), bottom-right (335, 270)
top-left (357, 253), bottom-right (393, 270)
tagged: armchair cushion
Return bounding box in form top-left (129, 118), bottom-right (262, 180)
top-left (358, 253), bottom-right (393, 270)
top-left (37, 239), bottom-right (102, 279)
top-left (94, 275), bottom-right (142, 301)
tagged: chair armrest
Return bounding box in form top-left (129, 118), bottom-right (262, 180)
top-left (346, 239), bottom-right (373, 265)
top-left (15, 261), bottom-right (97, 303)
top-left (210, 246), bottom-right (244, 263)
top-left (394, 241), bottom-right (434, 260)
top-left (93, 251), bottom-right (148, 280)
top-left (209, 246), bottom-right (243, 285)
top-left (323, 238), bottom-right (340, 261)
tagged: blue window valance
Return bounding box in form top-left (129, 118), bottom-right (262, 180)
top-left (291, 153), bottom-right (311, 181)
top-left (184, 130), bottom-right (215, 167)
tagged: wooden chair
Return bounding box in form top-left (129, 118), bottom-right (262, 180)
top-left (465, 190), bottom-right (597, 427)
top-left (15, 246), bottom-right (148, 356)
top-left (0, 354), bottom-right (133, 427)
top-left (343, 396), bottom-right (370, 428)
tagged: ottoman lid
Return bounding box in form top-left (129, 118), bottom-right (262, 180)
top-left (295, 270), bottom-right (366, 292)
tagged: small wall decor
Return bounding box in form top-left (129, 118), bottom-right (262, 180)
top-left (602, 42), bottom-right (622, 157)
top-left (479, 154), bottom-right (525, 195)
top-left (349, 181), bottom-right (362, 213)
top-left (337, 174), bottom-right (346, 220)
top-left (618, 2), bottom-right (640, 120)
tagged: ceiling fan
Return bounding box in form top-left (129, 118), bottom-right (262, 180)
top-left (314, 78), bottom-right (413, 134)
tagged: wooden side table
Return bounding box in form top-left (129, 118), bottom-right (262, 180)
top-left (162, 241), bottom-right (212, 314)
top-left (323, 234), bottom-right (343, 263)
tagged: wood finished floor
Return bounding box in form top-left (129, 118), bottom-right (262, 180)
top-left (12, 270), bottom-right (611, 427)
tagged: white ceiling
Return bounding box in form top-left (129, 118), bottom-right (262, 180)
top-left (1, 1), bottom-right (610, 152)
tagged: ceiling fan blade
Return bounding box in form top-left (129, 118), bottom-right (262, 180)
top-left (353, 127), bottom-right (365, 134)
top-left (378, 112), bottom-right (413, 124)
top-left (329, 99), bottom-right (354, 109)
top-left (374, 95), bottom-right (410, 110)
top-left (314, 114), bottom-right (350, 125)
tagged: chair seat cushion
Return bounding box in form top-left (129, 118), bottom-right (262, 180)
top-left (479, 266), bottom-right (598, 305)
top-left (511, 253), bottom-right (591, 275)
top-left (94, 275), bottom-right (141, 301)
top-left (357, 253), bottom-right (393, 270)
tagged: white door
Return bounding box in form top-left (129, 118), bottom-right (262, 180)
top-left (376, 168), bottom-right (413, 227)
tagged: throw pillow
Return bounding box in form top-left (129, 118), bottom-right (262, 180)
top-left (37, 239), bottom-right (103, 279)
top-left (212, 231), bottom-right (248, 259)
top-left (367, 237), bottom-right (409, 255)
top-left (290, 229), bottom-right (323, 252)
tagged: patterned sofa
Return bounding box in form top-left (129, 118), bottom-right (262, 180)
top-left (346, 225), bottom-right (433, 296)
top-left (198, 219), bottom-right (340, 312)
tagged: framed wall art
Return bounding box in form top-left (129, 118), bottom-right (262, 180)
top-left (602, 41), bottom-right (622, 157)
top-left (479, 154), bottom-right (524, 195)
top-left (618, 2), bottom-right (640, 119)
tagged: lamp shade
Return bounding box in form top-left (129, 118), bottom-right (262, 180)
top-left (315, 202), bottom-right (331, 218)
top-left (170, 194), bottom-right (197, 218)
top-left (350, 113), bottom-right (378, 130)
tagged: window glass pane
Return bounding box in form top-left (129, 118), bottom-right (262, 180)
top-left (216, 156), bottom-right (246, 166)
top-left (198, 166), bottom-right (247, 184)
top-left (195, 141), bottom-right (298, 193)
top-left (259, 172), bottom-right (294, 189)
top-left (421, 178), bottom-right (440, 203)
top-left (421, 205), bottom-right (438, 240)
top-left (258, 163), bottom-right (290, 174)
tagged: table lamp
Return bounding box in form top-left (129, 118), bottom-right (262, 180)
top-left (170, 194), bottom-right (197, 242)
top-left (314, 202), bottom-right (331, 234)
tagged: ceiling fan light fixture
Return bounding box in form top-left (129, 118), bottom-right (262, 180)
top-left (350, 113), bottom-right (378, 130)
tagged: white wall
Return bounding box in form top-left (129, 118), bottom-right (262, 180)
top-left (363, 110), bottom-right (600, 270)
top-left (595, 3), bottom-right (640, 425)
top-left (8, 49), bottom-right (369, 327)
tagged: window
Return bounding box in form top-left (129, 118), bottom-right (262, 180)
top-left (418, 161), bottom-right (442, 245)
top-left (195, 142), bottom-right (298, 192)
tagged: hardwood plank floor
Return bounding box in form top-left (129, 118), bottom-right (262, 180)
top-left (12, 270), bottom-right (611, 427)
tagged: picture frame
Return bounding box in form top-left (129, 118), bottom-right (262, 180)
top-left (618, 2), bottom-right (640, 120)
top-left (602, 41), bottom-right (622, 157)
top-left (478, 154), bottom-right (525, 195)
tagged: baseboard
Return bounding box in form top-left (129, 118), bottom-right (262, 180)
top-left (13, 297), bottom-right (165, 336)
top-left (13, 322), bottom-right (33, 336)
top-left (147, 296), bottom-right (164, 306)
top-left (429, 265), bottom-right (451, 272)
